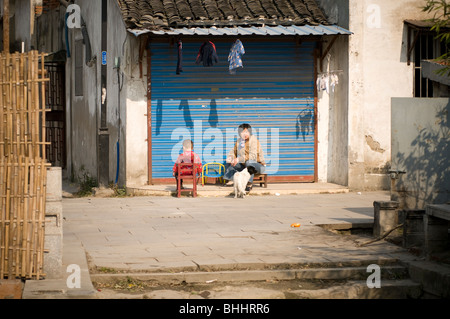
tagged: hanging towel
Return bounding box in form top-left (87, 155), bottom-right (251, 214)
top-left (228, 39), bottom-right (245, 74)
top-left (176, 40), bottom-right (183, 74)
top-left (195, 41), bottom-right (219, 67)
top-left (330, 73), bottom-right (339, 93)
top-left (317, 74), bottom-right (328, 92)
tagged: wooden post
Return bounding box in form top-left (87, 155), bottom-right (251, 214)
top-left (3, 0), bottom-right (9, 53)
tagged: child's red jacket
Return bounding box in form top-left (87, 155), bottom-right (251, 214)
top-left (173, 151), bottom-right (202, 175)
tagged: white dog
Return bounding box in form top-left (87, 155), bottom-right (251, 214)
top-left (233, 166), bottom-right (257, 198)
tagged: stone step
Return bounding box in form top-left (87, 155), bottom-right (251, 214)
top-left (90, 265), bottom-right (409, 286)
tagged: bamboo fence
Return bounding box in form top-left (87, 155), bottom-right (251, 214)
top-left (0, 51), bottom-right (50, 280)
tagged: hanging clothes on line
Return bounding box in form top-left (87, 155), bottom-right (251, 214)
top-left (330, 73), bottom-right (339, 93)
top-left (317, 53), bottom-right (342, 94)
top-left (316, 71), bottom-right (342, 94)
top-left (176, 39), bottom-right (183, 75)
top-left (228, 39), bottom-right (245, 74)
top-left (316, 74), bottom-right (328, 93)
top-left (195, 41), bottom-right (219, 67)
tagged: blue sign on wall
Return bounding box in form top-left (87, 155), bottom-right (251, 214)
top-left (102, 51), bottom-right (107, 65)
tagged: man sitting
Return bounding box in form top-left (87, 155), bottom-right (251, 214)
top-left (223, 124), bottom-right (266, 192)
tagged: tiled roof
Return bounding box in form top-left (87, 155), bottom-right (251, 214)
top-left (117, 0), bottom-right (330, 30)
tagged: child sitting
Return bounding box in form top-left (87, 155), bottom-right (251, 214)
top-left (173, 139), bottom-right (202, 188)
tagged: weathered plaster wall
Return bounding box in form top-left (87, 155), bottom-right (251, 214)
top-left (316, 0), bottom-right (349, 186)
top-left (318, 0), bottom-right (434, 190)
top-left (12, 0), bottom-right (32, 50)
top-left (65, 0), bottom-right (101, 183)
top-left (62, 0), bottom-right (128, 185)
top-left (36, 6), bottom-right (65, 53)
top-left (118, 34), bottom-right (148, 187)
top-left (106, 0), bottom-right (128, 186)
top-left (123, 37), bottom-right (149, 187)
top-left (348, 0), bottom-right (434, 190)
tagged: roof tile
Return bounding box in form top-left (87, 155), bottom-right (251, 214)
top-left (117, 0), bottom-right (330, 30)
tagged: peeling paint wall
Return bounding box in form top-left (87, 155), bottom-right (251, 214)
top-left (315, 0), bottom-right (350, 186)
top-left (318, 0), bottom-right (434, 190)
top-left (352, 0), bottom-right (434, 190)
top-left (124, 36), bottom-right (149, 187)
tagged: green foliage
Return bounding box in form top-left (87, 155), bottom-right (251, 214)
top-left (76, 166), bottom-right (98, 197)
top-left (109, 182), bottom-right (128, 197)
top-left (423, 0), bottom-right (450, 76)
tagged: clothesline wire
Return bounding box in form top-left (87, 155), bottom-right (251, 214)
top-left (318, 70), bottom-right (344, 75)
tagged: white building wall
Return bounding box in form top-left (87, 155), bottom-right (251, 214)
top-left (318, 0), bottom-right (434, 190)
top-left (123, 36), bottom-right (149, 187)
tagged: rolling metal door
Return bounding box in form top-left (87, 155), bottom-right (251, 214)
top-left (150, 41), bottom-right (315, 182)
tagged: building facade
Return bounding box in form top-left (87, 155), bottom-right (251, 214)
top-left (6, 0), bottom-right (443, 191)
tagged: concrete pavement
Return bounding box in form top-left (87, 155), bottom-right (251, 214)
top-left (21, 185), bottom-right (448, 299)
top-left (63, 190), bottom-right (399, 271)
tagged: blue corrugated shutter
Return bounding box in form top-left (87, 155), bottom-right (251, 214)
top-left (150, 41), bottom-right (315, 181)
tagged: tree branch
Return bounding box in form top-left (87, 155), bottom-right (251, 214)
top-left (357, 224), bottom-right (404, 247)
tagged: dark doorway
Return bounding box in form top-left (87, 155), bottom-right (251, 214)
top-left (45, 62), bottom-right (67, 168)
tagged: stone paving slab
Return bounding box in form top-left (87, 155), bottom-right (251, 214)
top-left (60, 191), bottom-right (417, 274)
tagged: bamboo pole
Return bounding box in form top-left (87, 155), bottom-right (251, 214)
top-left (19, 54), bottom-right (26, 157)
top-left (0, 51), bottom-right (49, 279)
top-left (40, 54), bottom-right (46, 160)
top-left (11, 54), bottom-right (18, 157)
top-left (5, 54), bottom-right (11, 157)
top-left (27, 157), bottom-right (35, 278)
top-left (0, 55), bottom-right (4, 158)
top-left (0, 157), bottom-right (5, 278)
top-left (21, 157), bottom-right (29, 278)
top-left (34, 157), bottom-right (41, 279)
top-left (5, 159), bottom-right (11, 278)
top-left (26, 53), bottom-right (32, 158)
top-left (11, 155), bottom-right (17, 275)
top-left (15, 155), bottom-right (23, 276)
top-left (37, 158), bottom-right (46, 279)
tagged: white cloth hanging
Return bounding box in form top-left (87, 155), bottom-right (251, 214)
top-left (317, 72), bottom-right (340, 94)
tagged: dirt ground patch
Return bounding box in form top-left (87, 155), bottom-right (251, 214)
top-left (92, 277), bottom-right (350, 299)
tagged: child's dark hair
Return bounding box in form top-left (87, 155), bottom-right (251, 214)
top-left (238, 123), bottom-right (252, 136)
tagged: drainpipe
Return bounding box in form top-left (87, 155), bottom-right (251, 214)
top-left (98, 0), bottom-right (110, 187)
top-left (3, 0), bottom-right (9, 53)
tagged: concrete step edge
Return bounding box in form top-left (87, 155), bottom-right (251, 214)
top-left (90, 265), bottom-right (408, 285)
top-left (90, 258), bottom-right (402, 276)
